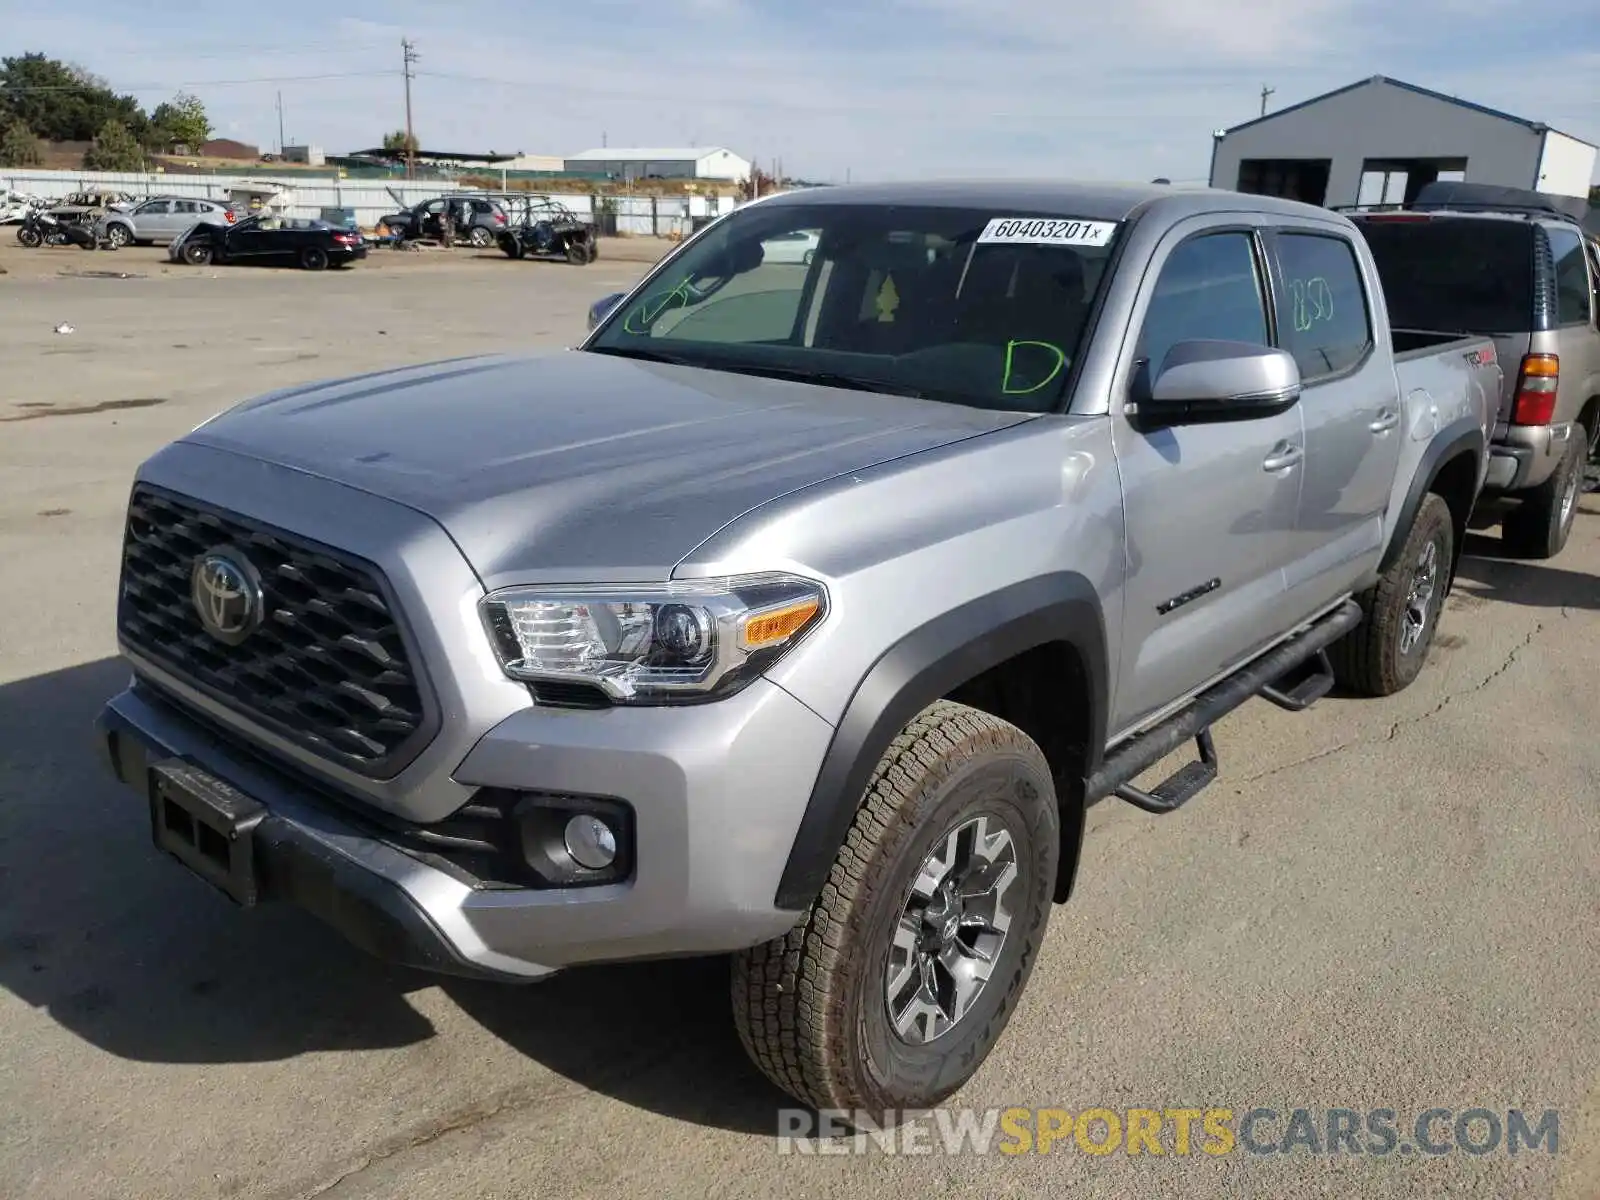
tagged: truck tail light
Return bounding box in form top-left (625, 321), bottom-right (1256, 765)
top-left (1510, 353), bottom-right (1559, 426)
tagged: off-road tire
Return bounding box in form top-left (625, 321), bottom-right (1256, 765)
top-left (1329, 492), bottom-right (1453, 697)
top-left (567, 241), bottom-right (590, 265)
top-left (732, 699), bottom-right (1059, 1118)
top-left (300, 247), bottom-right (329, 271)
top-left (1501, 434), bottom-right (1584, 560)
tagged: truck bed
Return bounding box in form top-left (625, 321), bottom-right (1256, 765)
top-left (1390, 328), bottom-right (1487, 360)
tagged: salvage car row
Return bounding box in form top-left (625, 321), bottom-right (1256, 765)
top-left (6, 187), bottom-right (605, 271)
top-left (94, 177), bottom-right (1600, 1122)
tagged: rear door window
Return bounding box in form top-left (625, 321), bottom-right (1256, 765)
top-left (1356, 217), bottom-right (1532, 333)
top-left (1272, 232), bottom-right (1373, 381)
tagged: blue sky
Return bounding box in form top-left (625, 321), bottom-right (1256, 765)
top-left (8, 0), bottom-right (1599, 184)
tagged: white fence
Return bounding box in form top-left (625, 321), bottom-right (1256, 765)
top-left (0, 168), bottom-right (738, 233)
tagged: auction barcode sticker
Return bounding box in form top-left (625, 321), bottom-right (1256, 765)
top-left (977, 217), bottom-right (1118, 248)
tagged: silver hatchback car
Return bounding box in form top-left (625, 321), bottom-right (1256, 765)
top-left (99, 197), bottom-right (239, 248)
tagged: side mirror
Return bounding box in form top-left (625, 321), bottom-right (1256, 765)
top-left (587, 291), bottom-right (627, 332)
top-left (1135, 340), bottom-right (1301, 422)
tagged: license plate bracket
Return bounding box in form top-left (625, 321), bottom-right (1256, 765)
top-left (148, 759), bottom-right (267, 907)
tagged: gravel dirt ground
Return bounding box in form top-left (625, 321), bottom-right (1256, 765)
top-left (1, 245), bottom-right (1597, 1200)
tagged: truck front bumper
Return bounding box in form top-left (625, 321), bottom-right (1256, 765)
top-left (97, 674), bottom-right (834, 981)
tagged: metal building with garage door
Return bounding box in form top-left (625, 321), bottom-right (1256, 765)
top-left (1209, 75), bottom-right (1596, 209)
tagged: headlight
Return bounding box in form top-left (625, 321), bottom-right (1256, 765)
top-left (479, 572), bottom-right (827, 705)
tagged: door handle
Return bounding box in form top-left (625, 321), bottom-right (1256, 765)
top-left (1369, 408), bottom-right (1400, 433)
top-left (1262, 442), bottom-right (1303, 472)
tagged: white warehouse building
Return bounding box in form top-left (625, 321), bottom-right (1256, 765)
top-left (563, 146), bottom-right (752, 181)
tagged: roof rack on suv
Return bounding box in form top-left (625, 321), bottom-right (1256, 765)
top-left (1332, 181), bottom-right (1590, 227)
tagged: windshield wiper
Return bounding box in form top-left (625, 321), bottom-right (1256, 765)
top-left (714, 362), bottom-right (930, 399)
top-left (585, 344), bottom-right (701, 367)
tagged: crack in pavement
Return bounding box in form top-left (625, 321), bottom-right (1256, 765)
top-left (289, 1085), bottom-right (548, 1200)
top-left (1236, 614), bottom-right (1560, 786)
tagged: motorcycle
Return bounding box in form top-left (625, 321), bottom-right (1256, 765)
top-left (16, 209), bottom-right (98, 250)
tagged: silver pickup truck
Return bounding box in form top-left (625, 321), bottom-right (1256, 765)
top-left (97, 181), bottom-right (1500, 1119)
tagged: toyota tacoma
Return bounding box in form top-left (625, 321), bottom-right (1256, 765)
top-left (98, 181), bottom-right (1500, 1116)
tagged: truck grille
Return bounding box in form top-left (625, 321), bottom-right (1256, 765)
top-left (116, 484), bottom-right (434, 777)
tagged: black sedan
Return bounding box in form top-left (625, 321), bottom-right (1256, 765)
top-left (169, 214), bottom-right (367, 270)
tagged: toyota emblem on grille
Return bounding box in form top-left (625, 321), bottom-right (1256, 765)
top-left (190, 550), bottom-right (263, 645)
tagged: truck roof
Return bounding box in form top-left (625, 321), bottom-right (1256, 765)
top-left (751, 179), bottom-right (1340, 225)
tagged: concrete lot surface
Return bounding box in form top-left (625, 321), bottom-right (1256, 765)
top-left (1, 250), bottom-right (1597, 1200)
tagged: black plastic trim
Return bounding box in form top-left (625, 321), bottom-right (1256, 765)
top-left (1380, 415), bottom-right (1485, 582)
top-left (97, 697), bottom-right (529, 983)
top-left (772, 573), bottom-right (1107, 912)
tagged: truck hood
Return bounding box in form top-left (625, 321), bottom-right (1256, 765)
top-left (184, 350), bottom-right (1033, 585)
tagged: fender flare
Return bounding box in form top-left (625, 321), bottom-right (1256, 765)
top-left (1379, 417), bottom-right (1484, 584)
top-left (772, 572), bottom-right (1109, 912)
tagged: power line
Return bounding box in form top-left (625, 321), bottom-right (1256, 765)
top-left (0, 71), bottom-right (392, 92)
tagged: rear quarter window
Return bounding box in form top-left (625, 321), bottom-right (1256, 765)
top-left (1548, 227), bottom-right (1593, 327)
top-left (1272, 232), bottom-right (1373, 381)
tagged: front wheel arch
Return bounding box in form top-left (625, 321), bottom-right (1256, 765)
top-left (771, 573), bottom-right (1108, 913)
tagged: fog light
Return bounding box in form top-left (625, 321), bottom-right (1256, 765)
top-left (563, 814), bottom-right (617, 870)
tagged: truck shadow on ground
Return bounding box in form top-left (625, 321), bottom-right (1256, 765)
top-left (0, 657), bottom-right (786, 1134)
top-left (1454, 526), bottom-right (1600, 612)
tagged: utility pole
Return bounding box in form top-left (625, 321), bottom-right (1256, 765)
top-left (276, 91), bottom-right (286, 155)
top-left (1260, 84), bottom-right (1275, 117)
top-left (402, 38), bottom-right (419, 180)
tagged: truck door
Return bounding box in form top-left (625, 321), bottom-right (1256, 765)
top-left (1109, 218), bottom-right (1305, 733)
top-left (1266, 225), bottom-right (1401, 610)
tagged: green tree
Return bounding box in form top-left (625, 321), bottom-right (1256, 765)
top-left (82, 119), bottom-right (147, 171)
top-left (0, 53), bottom-right (149, 142)
top-left (149, 91), bottom-right (210, 151)
top-left (0, 118), bottom-right (42, 166)
top-left (382, 129), bottom-right (418, 155)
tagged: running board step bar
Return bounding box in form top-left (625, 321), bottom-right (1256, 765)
top-left (1087, 599), bottom-right (1363, 815)
top-left (1259, 649), bottom-right (1336, 712)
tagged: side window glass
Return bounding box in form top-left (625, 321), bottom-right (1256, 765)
top-left (1549, 228), bottom-right (1591, 327)
top-left (1274, 232), bottom-right (1373, 381)
top-left (1137, 231), bottom-right (1268, 376)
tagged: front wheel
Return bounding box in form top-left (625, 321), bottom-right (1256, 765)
top-left (733, 700), bottom-right (1059, 1116)
top-left (16, 226), bottom-right (41, 249)
top-left (181, 242), bottom-right (212, 265)
top-left (1328, 491), bottom-right (1454, 697)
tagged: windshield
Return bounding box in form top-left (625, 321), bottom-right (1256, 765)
top-left (584, 202), bottom-right (1123, 411)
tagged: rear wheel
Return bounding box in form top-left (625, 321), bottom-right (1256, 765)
top-left (1329, 492), bottom-right (1453, 697)
top-left (1501, 435), bottom-right (1583, 559)
top-left (501, 237), bottom-right (525, 260)
top-left (468, 226), bottom-right (493, 248)
top-left (300, 246), bottom-right (329, 271)
top-left (102, 223), bottom-right (130, 249)
top-left (732, 700), bottom-right (1059, 1115)
top-left (566, 241), bottom-right (590, 265)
